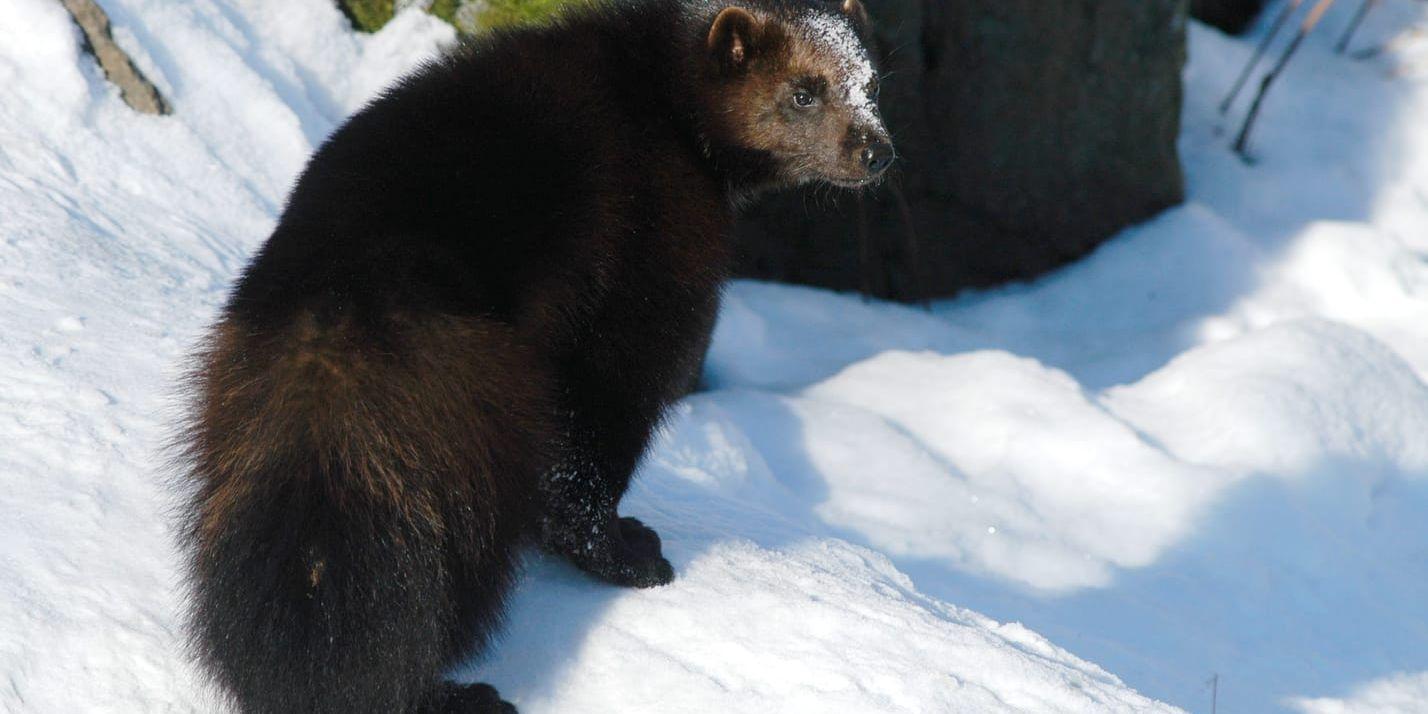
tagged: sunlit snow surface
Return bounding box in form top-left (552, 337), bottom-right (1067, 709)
top-left (2, 0), bottom-right (1428, 712)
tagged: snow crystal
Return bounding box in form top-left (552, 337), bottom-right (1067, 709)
top-left (797, 9), bottom-right (882, 131)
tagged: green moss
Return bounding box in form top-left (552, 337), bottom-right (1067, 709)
top-left (337, 0), bottom-right (396, 33)
top-left (471, 0), bottom-right (582, 32)
top-left (337, 0), bottom-right (580, 35)
top-left (427, 0), bottom-right (462, 25)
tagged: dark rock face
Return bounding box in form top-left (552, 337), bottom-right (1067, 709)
top-left (734, 0), bottom-right (1188, 301)
top-left (1190, 0), bottom-right (1269, 35)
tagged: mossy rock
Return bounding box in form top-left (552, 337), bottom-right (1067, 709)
top-left (338, 0), bottom-right (396, 33)
top-left (472, 0), bottom-right (584, 31)
top-left (337, 0), bottom-right (579, 35)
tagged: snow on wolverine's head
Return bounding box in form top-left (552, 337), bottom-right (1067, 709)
top-left (701, 0), bottom-right (895, 189)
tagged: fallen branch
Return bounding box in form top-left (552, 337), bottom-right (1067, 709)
top-left (1221, 0), bottom-right (1305, 114)
top-left (58, 0), bottom-right (170, 115)
top-left (1234, 0), bottom-right (1338, 158)
top-left (1335, 0), bottom-right (1379, 54)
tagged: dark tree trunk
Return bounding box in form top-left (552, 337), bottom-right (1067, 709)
top-left (733, 0), bottom-right (1188, 302)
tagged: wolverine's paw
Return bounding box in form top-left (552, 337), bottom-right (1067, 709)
top-left (615, 517), bottom-right (674, 588)
top-left (440, 683), bottom-right (517, 714)
top-left (545, 514), bottom-right (675, 589)
top-left (619, 517), bottom-right (663, 559)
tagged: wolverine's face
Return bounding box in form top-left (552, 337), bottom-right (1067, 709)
top-left (705, 1), bottom-right (894, 189)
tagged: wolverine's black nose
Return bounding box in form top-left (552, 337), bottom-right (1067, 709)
top-left (863, 142), bottom-right (895, 176)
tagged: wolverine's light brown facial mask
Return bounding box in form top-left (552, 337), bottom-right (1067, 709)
top-left (706, 1), bottom-right (894, 188)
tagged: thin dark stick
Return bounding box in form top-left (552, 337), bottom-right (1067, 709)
top-left (1222, 0), bottom-right (1307, 114)
top-left (1235, 0), bottom-right (1338, 157)
top-left (1335, 0), bottom-right (1378, 54)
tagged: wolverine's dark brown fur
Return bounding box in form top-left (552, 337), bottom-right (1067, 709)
top-left (190, 313), bottom-right (546, 541)
top-left (177, 1), bottom-right (891, 712)
top-left (184, 312), bottom-right (547, 712)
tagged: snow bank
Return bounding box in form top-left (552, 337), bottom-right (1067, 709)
top-left (1290, 671), bottom-right (1428, 714)
top-left (471, 541), bottom-right (1172, 712)
top-left (0, 0), bottom-right (1173, 712)
top-left (5, 0), bottom-right (1428, 711)
top-left (796, 351), bottom-right (1221, 592)
top-left (1105, 319), bottom-right (1428, 476)
top-left (704, 3), bottom-right (1428, 711)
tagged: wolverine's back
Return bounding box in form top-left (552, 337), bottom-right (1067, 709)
top-left (230, 2), bottom-right (724, 335)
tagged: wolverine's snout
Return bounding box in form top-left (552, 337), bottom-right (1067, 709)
top-left (863, 141), bottom-right (895, 177)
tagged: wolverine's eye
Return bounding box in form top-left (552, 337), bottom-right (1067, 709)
top-left (868, 79), bottom-right (881, 100)
top-left (793, 91), bottom-right (817, 108)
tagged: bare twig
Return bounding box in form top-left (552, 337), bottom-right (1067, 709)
top-left (1234, 0), bottom-right (1338, 157)
top-left (1335, 0), bottom-right (1379, 54)
top-left (59, 0), bottom-right (170, 115)
top-left (1221, 0), bottom-right (1306, 114)
top-left (1350, 23), bottom-right (1426, 60)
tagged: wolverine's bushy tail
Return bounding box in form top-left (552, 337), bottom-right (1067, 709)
top-left (187, 470), bottom-right (454, 713)
top-left (176, 314), bottom-right (546, 713)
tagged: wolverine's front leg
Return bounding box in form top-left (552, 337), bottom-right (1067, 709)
top-left (540, 474), bottom-right (673, 588)
top-left (539, 395), bottom-right (673, 588)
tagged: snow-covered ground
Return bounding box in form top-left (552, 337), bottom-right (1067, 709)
top-left (2, 0), bottom-right (1426, 712)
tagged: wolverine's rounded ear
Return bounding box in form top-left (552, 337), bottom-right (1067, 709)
top-left (708, 7), bottom-right (761, 72)
top-left (840, 0), bottom-right (872, 34)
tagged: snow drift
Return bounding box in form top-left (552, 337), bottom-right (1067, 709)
top-left (3, 0), bottom-right (1428, 712)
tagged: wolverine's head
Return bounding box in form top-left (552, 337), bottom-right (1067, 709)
top-left (699, 0), bottom-right (894, 192)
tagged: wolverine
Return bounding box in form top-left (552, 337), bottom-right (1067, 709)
top-left (176, 0), bottom-right (893, 711)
